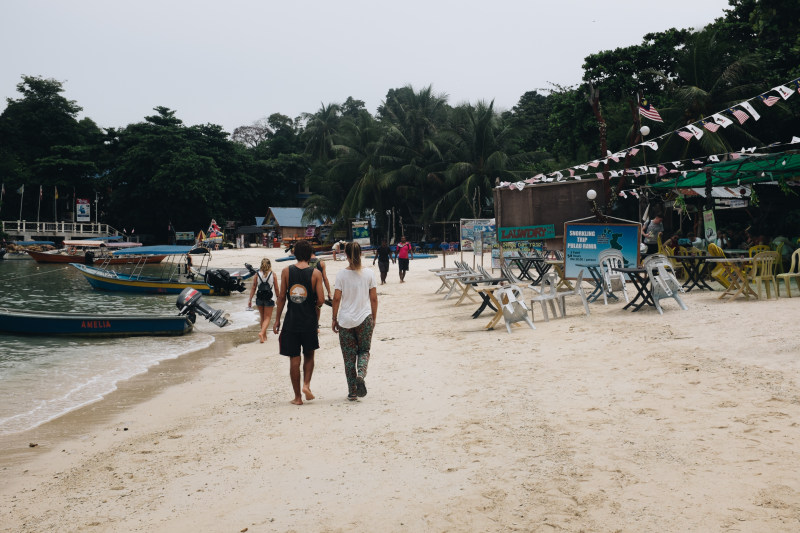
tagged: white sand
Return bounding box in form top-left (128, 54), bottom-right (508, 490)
top-left (1, 247), bottom-right (799, 532)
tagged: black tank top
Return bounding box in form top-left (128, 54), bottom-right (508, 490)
top-left (283, 265), bottom-right (318, 332)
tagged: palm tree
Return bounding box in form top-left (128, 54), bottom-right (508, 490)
top-left (650, 29), bottom-right (765, 159)
top-left (376, 85), bottom-right (449, 224)
top-left (434, 101), bottom-right (520, 220)
top-left (301, 103), bottom-right (341, 163)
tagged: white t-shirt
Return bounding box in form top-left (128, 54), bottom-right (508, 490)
top-left (334, 268), bottom-right (376, 328)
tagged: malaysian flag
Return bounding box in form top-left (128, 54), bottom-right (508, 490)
top-left (760, 93), bottom-right (780, 106)
top-left (728, 107), bottom-right (750, 125)
top-left (639, 98), bottom-right (663, 122)
top-left (702, 119), bottom-right (720, 132)
top-left (677, 129), bottom-right (694, 142)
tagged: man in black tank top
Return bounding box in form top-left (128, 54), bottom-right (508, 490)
top-left (273, 240), bottom-right (325, 405)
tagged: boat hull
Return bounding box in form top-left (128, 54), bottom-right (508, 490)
top-left (0, 309), bottom-right (193, 337)
top-left (27, 250), bottom-right (166, 265)
top-left (71, 263), bottom-right (215, 294)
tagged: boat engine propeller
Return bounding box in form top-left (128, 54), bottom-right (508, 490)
top-left (204, 269), bottom-right (247, 295)
top-left (176, 287), bottom-right (229, 327)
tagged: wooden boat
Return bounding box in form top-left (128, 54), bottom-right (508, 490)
top-left (0, 307), bottom-right (193, 336)
top-left (70, 245), bottom-right (255, 295)
top-left (2, 241), bottom-right (55, 260)
top-left (27, 240), bottom-right (166, 265)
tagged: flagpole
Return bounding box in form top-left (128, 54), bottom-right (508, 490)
top-left (19, 186), bottom-right (24, 222)
top-left (37, 186), bottom-right (42, 224)
top-left (54, 187), bottom-right (57, 222)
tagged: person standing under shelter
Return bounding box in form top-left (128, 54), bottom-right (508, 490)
top-left (394, 235), bottom-right (413, 282)
top-left (332, 242), bottom-right (378, 401)
top-left (372, 240), bottom-right (393, 284)
top-left (643, 215), bottom-right (664, 255)
top-left (273, 240), bottom-right (324, 405)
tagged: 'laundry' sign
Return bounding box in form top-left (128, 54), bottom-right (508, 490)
top-left (499, 225), bottom-right (555, 242)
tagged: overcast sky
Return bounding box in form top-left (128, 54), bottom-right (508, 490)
top-left (2, 0), bottom-right (731, 134)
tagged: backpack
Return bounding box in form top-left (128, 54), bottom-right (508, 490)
top-left (256, 272), bottom-right (273, 300)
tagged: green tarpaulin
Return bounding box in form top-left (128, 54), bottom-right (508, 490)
top-left (648, 152), bottom-right (800, 189)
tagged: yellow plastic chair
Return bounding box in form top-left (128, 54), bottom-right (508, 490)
top-left (707, 243), bottom-right (732, 288)
top-left (772, 241), bottom-right (785, 274)
top-left (750, 251), bottom-right (779, 299)
top-left (657, 232), bottom-right (666, 255)
top-left (777, 249), bottom-right (800, 297)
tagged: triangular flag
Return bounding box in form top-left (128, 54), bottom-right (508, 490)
top-left (739, 101), bottom-right (760, 121)
top-left (791, 136), bottom-right (800, 144)
top-left (629, 148), bottom-right (639, 156)
top-left (595, 172), bottom-right (604, 179)
top-left (642, 141), bottom-right (659, 151)
top-left (775, 85), bottom-right (793, 100)
top-left (712, 113), bottom-right (733, 128)
top-left (677, 129), bottom-right (694, 142)
top-left (686, 124), bottom-right (704, 139)
top-left (672, 161), bottom-right (683, 168)
top-left (618, 191), bottom-right (627, 198)
top-left (648, 167), bottom-right (657, 174)
top-left (709, 155), bottom-right (720, 162)
top-left (702, 119), bottom-right (720, 132)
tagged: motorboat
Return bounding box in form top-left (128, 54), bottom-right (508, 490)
top-left (27, 240), bottom-right (166, 265)
top-left (70, 245), bottom-right (255, 295)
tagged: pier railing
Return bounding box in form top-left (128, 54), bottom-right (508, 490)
top-left (1, 220), bottom-right (120, 240)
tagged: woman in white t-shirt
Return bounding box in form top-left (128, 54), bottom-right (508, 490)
top-left (332, 242), bottom-right (378, 401)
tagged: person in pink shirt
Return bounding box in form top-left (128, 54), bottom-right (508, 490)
top-left (393, 235), bottom-right (413, 283)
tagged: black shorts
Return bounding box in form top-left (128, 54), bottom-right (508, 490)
top-left (255, 297), bottom-right (275, 307)
top-left (378, 260), bottom-right (390, 273)
top-left (398, 258), bottom-right (409, 271)
top-left (279, 329), bottom-right (319, 357)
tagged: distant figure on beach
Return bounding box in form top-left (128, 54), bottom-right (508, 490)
top-left (394, 235), bottom-right (413, 282)
top-left (642, 215), bottom-right (663, 255)
top-left (273, 240), bottom-right (324, 405)
top-left (332, 242), bottom-right (378, 401)
top-left (308, 250), bottom-right (333, 304)
top-left (332, 240), bottom-right (346, 261)
top-left (372, 240), bottom-right (394, 284)
top-left (249, 258), bottom-right (278, 343)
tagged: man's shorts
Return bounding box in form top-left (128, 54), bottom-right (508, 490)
top-left (398, 258), bottom-right (409, 271)
top-left (279, 329), bottom-right (320, 357)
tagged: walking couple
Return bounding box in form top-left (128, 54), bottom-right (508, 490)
top-left (272, 240), bottom-right (378, 404)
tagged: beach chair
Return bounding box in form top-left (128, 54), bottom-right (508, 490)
top-left (496, 284), bottom-right (535, 333)
top-left (777, 249), bottom-right (800, 297)
top-left (642, 254), bottom-right (688, 314)
top-left (529, 272), bottom-right (561, 321)
top-left (749, 251), bottom-right (779, 299)
top-left (555, 268), bottom-right (590, 318)
top-left (707, 243), bottom-right (732, 288)
top-left (597, 249), bottom-right (629, 305)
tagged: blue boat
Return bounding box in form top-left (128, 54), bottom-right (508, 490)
top-left (70, 245), bottom-right (255, 295)
top-left (0, 286), bottom-right (229, 337)
top-left (0, 308), bottom-right (193, 337)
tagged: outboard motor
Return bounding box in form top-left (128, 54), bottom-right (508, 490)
top-left (205, 268), bottom-right (246, 295)
top-left (176, 287), bottom-right (229, 327)
top-left (84, 250), bottom-right (95, 265)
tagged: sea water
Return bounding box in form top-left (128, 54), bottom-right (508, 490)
top-left (0, 258), bottom-right (258, 436)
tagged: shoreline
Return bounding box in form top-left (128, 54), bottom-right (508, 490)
top-left (2, 249), bottom-right (799, 531)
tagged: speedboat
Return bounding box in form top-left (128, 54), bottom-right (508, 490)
top-left (70, 245), bottom-right (255, 295)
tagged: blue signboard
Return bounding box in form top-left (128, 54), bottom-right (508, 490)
top-left (563, 223), bottom-right (641, 278)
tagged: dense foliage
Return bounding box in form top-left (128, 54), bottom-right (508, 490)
top-left (1, 0), bottom-right (798, 241)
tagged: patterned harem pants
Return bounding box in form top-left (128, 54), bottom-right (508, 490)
top-left (338, 315), bottom-right (374, 396)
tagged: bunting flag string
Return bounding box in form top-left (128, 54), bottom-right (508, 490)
top-left (496, 75), bottom-right (800, 190)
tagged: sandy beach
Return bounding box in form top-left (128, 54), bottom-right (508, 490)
top-left (1, 246), bottom-right (799, 532)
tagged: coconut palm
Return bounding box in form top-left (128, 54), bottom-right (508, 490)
top-left (433, 101), bottom-right (521, 220)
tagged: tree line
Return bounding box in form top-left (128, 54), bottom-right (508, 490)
top-left (0, 0), bottom-right (797, 242)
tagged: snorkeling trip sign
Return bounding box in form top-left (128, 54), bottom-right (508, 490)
top-left (498, 224), bottom-right (555, 242)
top-left (563, 222), bottom-right (641, 278)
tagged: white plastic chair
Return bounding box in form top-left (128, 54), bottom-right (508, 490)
top-left (642, 254), bottom-right (688, 314)
top-left (597, 249), bottom-right (629, 305)
top-left (496, 284), bottom-right (535, 333)
top-left (556, 268), bottom-right (591, 318)
top-left (529, 272), bottom-right (560, 322)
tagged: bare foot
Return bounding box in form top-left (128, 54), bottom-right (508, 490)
top-left (259, 332), bottom-right (266, 343)
top-left (290, 398), bottom-right (303, 405)
top-left (303, 387), bottom-right (315, 401)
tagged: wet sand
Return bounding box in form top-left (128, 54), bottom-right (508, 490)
top-left (1, 247), bottom-right (799, 532)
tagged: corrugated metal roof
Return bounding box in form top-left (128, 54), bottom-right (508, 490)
top-left (267, 207), bottom-right (322, 228)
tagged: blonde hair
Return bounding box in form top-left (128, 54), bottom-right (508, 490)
top-left (345, 242), bottom-right (362, 270)
top-left (260, 257), bottom-right (272, 274)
